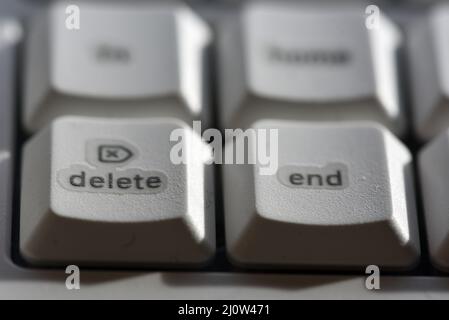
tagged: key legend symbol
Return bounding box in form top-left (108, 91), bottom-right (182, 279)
top-left (86, 140), bottom-right (137, 167)
top-left (98, 145), bottom-right (133, 163)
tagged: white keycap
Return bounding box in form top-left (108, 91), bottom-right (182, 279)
top-left (218, 2), bottom-right (404, 134)
top-left (223, 121), bottom-right (420, 269)
top-left (23, 1), bottom-right (211, 132)
top-left (419, 129), bottom-right (449, 271)
top-left (408, 3), bottom-right (449, 140)
top-left (0, 19), bottom-right (20, 268)
top-left (0, 19), bottom-right (21, 153)
top-left (20, 117), bottom-right (215, 266)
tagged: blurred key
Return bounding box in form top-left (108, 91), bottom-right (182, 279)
top-left (218, 2), bottom-right (404, 134)
top-left (0, 18), bottom-right (21, 266)
top-left (24, 1), bottom-right (212, 132)
top-left (223, 121), bottom-right (420, 269)
top-left (408, 3), bottom-right (449, 140)
top-left (419, 129), bottom-right (449, 271)
top-left (0, 19), bottom-right (21, 154)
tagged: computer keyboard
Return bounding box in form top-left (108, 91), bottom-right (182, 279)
top-left (2, 0), bottom-right (449, 300)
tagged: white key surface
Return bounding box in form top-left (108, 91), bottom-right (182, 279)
top-left (0, 19), bottom-right (21, 154)
top-left (408, 3), bottom-right (449, 140)
top-left (419, 129), bottom-right (449, 271)
top-left (223, 121), bottom-right (420, 269)
top-left (218, 2), bottom-right (404, 134)
top-left (0, 19), bottom-right (20, 271)
top-left (23, 1), bottom-right (211, 132)
top-left (20, 117), bottom-right (215, 266)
